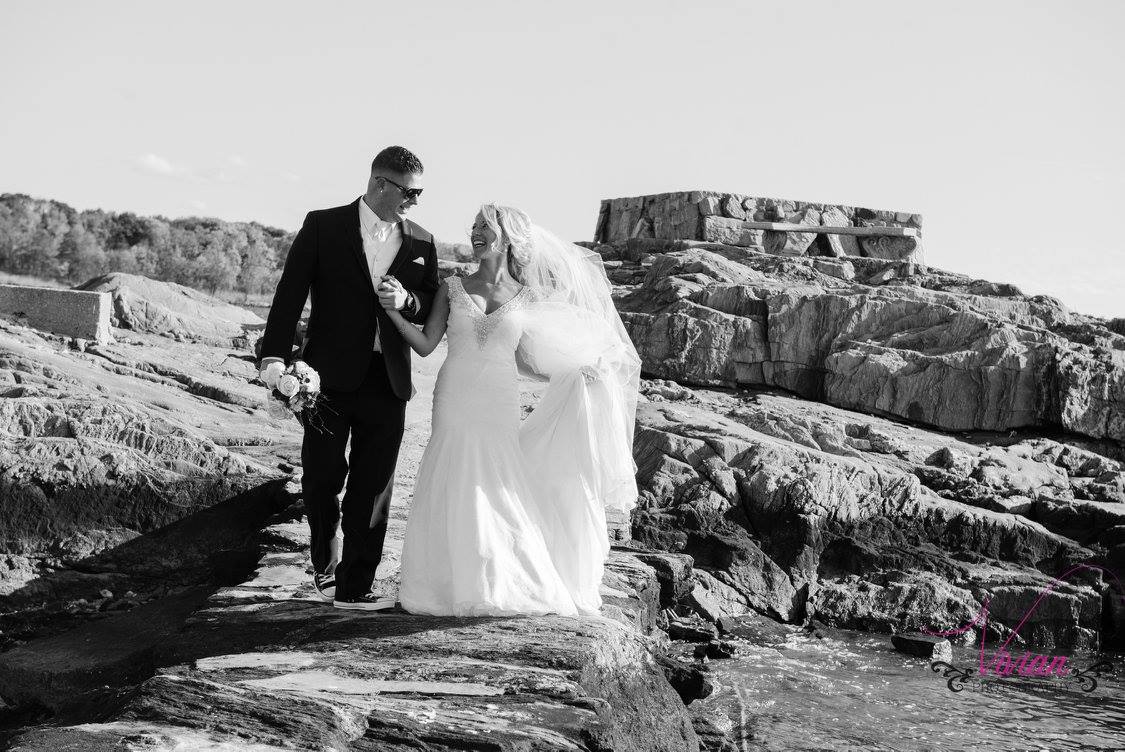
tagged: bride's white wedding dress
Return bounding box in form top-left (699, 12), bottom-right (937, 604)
top-left (398, 275), bottom-right (632, 617)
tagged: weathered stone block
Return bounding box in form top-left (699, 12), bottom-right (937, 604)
top-left (595, 192), bottom-right (921, 245)
top-left (697, 196), bottom-right (722, 217)
top-left (764, 230), bottom-right (817, 256)
top-left (720, 195), bottom-right (746, 220)
top-left (701, 217), bottom-right (765, 248)
top-left (891, 633), bottom-right (953, 662)
top-left (825, 233), bottom-right (862, 257)
top-left (815, 207), bottom-right (860, 257)
top-left (859, 235), bottom-right (925, 264)
top-left (630, 218), bottom-right (653, 239)
top-left (594, 201), bottom-right (610, 245)
top-left (0, 285), bottom-right (111, 343)
top-left (812, 258), bottom-right (856, 281)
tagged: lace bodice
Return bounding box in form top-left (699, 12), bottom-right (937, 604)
top-left (445, 276), bottom-right (530, 355)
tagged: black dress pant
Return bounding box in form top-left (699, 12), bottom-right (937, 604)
top-left (301, 353), bottom-right (405, 600)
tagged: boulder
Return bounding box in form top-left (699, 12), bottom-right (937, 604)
top-left (628, 385), bottom-right (1112, 649)
top-left (763, 229), bottom-right (817, 256)
top-left (656, 653), bottom-right (715, 705)
top-left (812, 572), bottom-right (983, 638)
top-left (5, 507), bottom-right (700, 751)
top-left (692, 640), bottom-right (738, 659)
top-left (690, 708), bottom-right (738, 752)
top-left (668, 614), bottom-right (720, 642)
top-left (715, 611), bottom-right (792, 644)
top-left (702, 216), bottom-right (765, 249)
top-left (612, 245), bottom-right (1125, 442)
top-left (891, 633), bottom-right (953, 662)
top-left (820, 207), bottom-right (862, 256)
top-left (0, 393), bottom-right (270, 597)
top-left (0, 314), bottom-right (288, 625)
top-left (76, 273), bottom-right (262, 345)
top-left (858, 235), bottom-right (924, 263)
top-left (631, 550), bottom-right (695, 607)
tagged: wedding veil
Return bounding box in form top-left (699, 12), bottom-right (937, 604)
top-left (480, 205), bottom-right (641, 520)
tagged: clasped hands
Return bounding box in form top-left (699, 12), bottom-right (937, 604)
top-left (377, 275), bottom-right (409, 311)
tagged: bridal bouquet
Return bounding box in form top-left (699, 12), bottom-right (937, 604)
top-left (265, 360), bottom-right (322, 421)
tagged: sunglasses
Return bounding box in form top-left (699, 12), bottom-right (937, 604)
top-left (378, 176), bottom-right (424, 200)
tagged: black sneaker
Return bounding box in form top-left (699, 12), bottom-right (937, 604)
top-left (313, 571), bottom-right (336, 602)
top-left (332, 593), bottom-right (396, 611)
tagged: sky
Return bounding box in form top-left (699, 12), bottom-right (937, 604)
top-left (2, 0), bottom-right (1123, 317)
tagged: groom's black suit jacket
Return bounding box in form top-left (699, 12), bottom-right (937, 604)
top-left (259, 198), bottom-right (440, 399)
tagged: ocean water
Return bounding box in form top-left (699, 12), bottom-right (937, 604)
top-left (694, 627), bottom-right (1125, 752)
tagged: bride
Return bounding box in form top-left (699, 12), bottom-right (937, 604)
top-left (379, 204), bottom-right (640, 617)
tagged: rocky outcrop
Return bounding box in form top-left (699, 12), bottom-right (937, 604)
top-left (0, 308), bottom-right (706, 750)
top-left (0, 313), bottom-right (292, 649)
top-left (609, 242), bottom-right (1125, 443)
top-left (630, 382), bottom-right (1119, 651)
top-left (3, 192), bottom-right (1121, 746)
top-left (0, 394), bottom-right (265, 585)
top-left (5, 495), bottom-right (701, 751)
top-left (76, 272), bottom-right (263, 345)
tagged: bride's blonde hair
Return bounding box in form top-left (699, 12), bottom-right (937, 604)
top-left (479, 204), bottom-right (533, 282)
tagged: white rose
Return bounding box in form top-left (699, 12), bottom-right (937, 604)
top-left (276, 375), bottom-right (300, 398)
top-left (306, 372), bottom-right (321, 393)
top-left (259, 361), bottom-right (285, 388)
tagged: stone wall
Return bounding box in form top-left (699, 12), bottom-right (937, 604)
top-left (0, 285), bottom-right (111, 343)
top-left (594, 191), bottom-right (923, 264)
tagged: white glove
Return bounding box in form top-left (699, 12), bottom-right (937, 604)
top-left (259, 360), bottom-right (285, 389)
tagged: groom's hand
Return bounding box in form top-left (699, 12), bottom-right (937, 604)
top-left (377, 276), bottom-right (410, 311)
top-left (259, 359), bottom-right (285, 388)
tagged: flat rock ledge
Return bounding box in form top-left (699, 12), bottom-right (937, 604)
top-left (8, 503), bottom-right (699, 752)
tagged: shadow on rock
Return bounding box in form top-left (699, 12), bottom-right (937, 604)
top-left (0, 478), bottom-right (292, 719)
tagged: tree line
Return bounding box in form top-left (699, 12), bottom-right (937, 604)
top-left (0, 193), bottom-right (296, 295)
top-left (0, 194), bottom-right (472, 297)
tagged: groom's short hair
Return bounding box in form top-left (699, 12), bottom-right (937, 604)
top-left (371, 146), bottom-right (424, 176)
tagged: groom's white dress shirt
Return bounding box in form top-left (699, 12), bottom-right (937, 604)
top-left (358, 196), bottom-right (403, 353)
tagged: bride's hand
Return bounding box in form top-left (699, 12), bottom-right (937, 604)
top-left (579, 364), bottom-right (602, 383)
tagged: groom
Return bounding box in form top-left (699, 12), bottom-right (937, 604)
top-left (258, 146), bottom-right (439, 611)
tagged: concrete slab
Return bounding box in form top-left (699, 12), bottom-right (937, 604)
top-left (0, 284), bottom-right (111, 343)
top-left (740, 221), bottom-right (920, 237)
